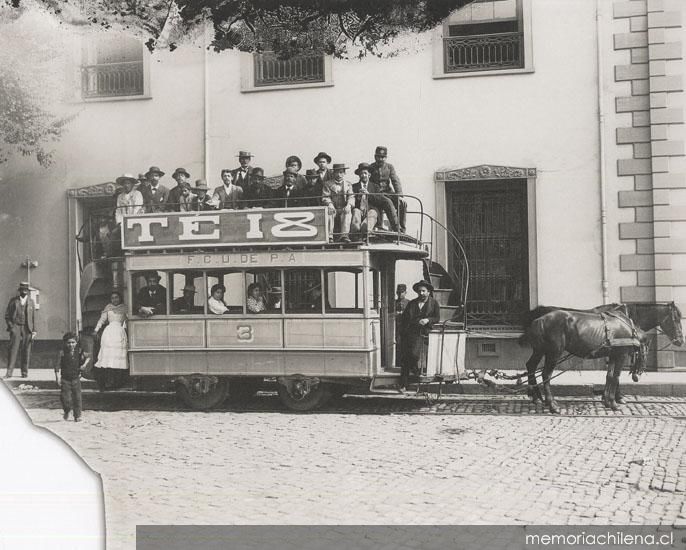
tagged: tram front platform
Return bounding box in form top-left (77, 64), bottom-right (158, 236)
top-left (5, 368), bottom-right (686, 397)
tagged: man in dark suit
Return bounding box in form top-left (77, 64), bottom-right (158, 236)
top-left (190, 179), bottom-right (214, 211)
top-left (135, 272), bottom-right (167, 316)
top-left (139, 166), bottom-right (169, 213)
top-left (166, 168), bottom-right (192, 212)
top-left (313, 151), bottom-right (333, 187)
top-left (400, 280), bottom-right (440, 388)
top-left (231, 151), bottom-right (254, 192)
top-left (273, 171), bottom-right (306, 208)
top-left (369, 145), bottom-right (406, 233)
top-left (303, 169), bottom-right (324, 207)
top-left (351, 162), bottom-right (380, 238)
top-left (243, 167), bottom-right (273, 208)
top-left (4, 282), bottom-right (36, 378)
top-left (172, 284), bottom-right (201, 314)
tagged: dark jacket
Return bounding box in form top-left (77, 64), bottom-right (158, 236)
top-left (139, 183), bottom-right (170, 213)
top-left (301, 181), bottom-right (324, 207)
top-left (166, 185), bottom-right (189, 212)
top-left (135, 286), bottom-right (167, 315)
top-left (5, 295), bottom-right (36, 331)
top-left (231, 166), bottom-right (253, 191)
top-left (401, 296), bottom-right (440, 359)
top-left (273, 184), bottom-right (307, 208)
top-left (243, 181), bottom-right (274, 208)
top-left (369, 161), bottom-right (403, 195)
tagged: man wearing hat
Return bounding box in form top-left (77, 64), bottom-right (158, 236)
top-left (231, 151), bottom-right (254, 192)
top-left (274, 170), bottom-right (306, 208)
top-left (166, 167), bottom-right (192, 212)
top-left (243, 167), bottom-right (273, 208)
top-left (284, 155), bottom-right (308, 190)
top-left (369, 146), bottom-right (406, 233)
top-left (313, 152), bottom-right (334, 186)
top-left (322, 163), bottom-right (355, 242)
top-left (135, 272), bottom-right (167, 316)
top-left (191, 179), bottom-right (214, 211)
top-left (394, 282), bottom-right (410, 369)
top-left (114, 173), bottom-right (144, 226)
top-left (140, 166), bottom-right (169, 213)
top-left (4, 282), bottom-right (37, 378)
top-left (399, 280), bottom-right (441, 388)
top-left (350, 162), bottom-right (380, 238)
top-left (172, 284), bottom-right (200, 314)
top-left (303, 169), bottom-right (324, 207)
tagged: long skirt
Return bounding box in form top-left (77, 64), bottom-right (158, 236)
top-left (96, 322), bottom-right (128, 369)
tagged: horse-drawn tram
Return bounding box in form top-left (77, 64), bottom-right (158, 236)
top-left (81, 204), bottom-right (468, 411)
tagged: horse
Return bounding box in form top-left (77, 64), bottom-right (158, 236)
top-left (520, 302), bottom-right (683, 413)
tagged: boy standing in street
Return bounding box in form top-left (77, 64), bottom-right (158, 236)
top-left (54, 332), bottom-right (90, 422)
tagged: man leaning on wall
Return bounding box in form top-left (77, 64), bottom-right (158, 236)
top-left (4, 282), bottom-right (37, 379)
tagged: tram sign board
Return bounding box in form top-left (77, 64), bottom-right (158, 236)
top-left (122, 207), bottom-right (328, 250)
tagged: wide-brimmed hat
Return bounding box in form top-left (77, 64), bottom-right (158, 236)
top-left (194, 179), bottom-right (209, 191)
top-left (375, 146), bottom-right (388, 156)
top-left (182, 284), bottom-right (196, 293)
top-left (305, 169), bottom-right (318, 178)
top-left (144, 271), bottom-right (162, 281)
top-left (145, 166), bottom-right (165, 177)
top-left (251, 167), bottom-right (265, 179)
top-left (172, 167), bottom-right (190, 179)
top-left (355, 162), bottom-right (372, 176)
top-left (18, 282), bottom-right (30, 290)
top-left (332, 163), bottom-right (347, 171)
top-left (236, 151), bottom-right (253, 158)
top-left (313, 151), bottom-right (331, 164)
top-left (116, 173), bottom-right (138, 185)
top-left (412, 280), bottom-right (434, 293)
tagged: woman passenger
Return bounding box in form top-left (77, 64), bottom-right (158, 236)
top-left (246, 283), bottom-right (267, 313)
top-left (208, 284), bottom-right (230, 314)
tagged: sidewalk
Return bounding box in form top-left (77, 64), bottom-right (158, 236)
top-left (4, 368), bottom-right (686, 397)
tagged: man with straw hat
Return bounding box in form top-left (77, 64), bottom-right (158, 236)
top-left (115, 173), bottom-right (144, 225)
top-left (191, 179), bottom-right (214, 211)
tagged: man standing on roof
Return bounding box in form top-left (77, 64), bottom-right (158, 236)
top-left (231, 151), bottom-right (254, 192)
top-left (139, 166), bottom-right (169, 213)
top-left (369, 145), bottom-right (406, 233)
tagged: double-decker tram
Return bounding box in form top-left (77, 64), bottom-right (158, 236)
top-left (84, 203), bottom-right (467, 411)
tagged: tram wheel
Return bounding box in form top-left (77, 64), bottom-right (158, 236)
top-left (229, 378), bottom-right (263, 403)
top-left (277, 378), bottom-right (332, 412)
top-left (176, 375), bottom-right (228, 411)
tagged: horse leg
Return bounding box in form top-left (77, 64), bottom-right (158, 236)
top-left (541, 352), bottom-right (561, 414)
top-left (614, 351), bottom-right (627, 405)
top-left (526, 350), bottom-right (544, 403)
top-left (603, 352), bottom-right (622, 411)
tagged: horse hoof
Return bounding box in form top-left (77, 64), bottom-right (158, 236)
top-left (548, 402), bottom-right (561, 414)
top-left (632, 373), bottom-right (639, 382)
top-left (615, 396), bottom-right (626, 405)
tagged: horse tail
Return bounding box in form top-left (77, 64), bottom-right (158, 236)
top-left (519, 306), bottom-right (559, 347)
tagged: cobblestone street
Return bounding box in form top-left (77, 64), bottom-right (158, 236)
top-left (18, 390), bottom-right (686, 550)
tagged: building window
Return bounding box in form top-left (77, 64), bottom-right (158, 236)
top-left (433, 0), bottom-right (532, 78)
top-left (81, 35), bottom-right (146, 99)
top-left (447, 179), bottom-right (529, 328)
top-left (240, 52), bottom-right (333, 92)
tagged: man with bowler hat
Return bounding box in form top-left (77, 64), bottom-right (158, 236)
top-left (400, 280), bottom-right (440, 388)
top-left (231, 151), bottom-right (254, 191)
top-left (351, 162), bottom-right (380, 238)
top-left (243, 167), bottom-right (273, 208)
top-left (369, 146), bottom-right (406, 233)
top-left (322, 163), bottom-right (355, 243)
top-left (166, 167), bottom-right (192, 212)
top-left (135, 271), bottom-right (167, 316)
top-left (191, 179), bottom-right (214, 211)
top-left (172, 284), bottom-right (200, 314)
top-left (5, 282), bottom-right (36, 378)
top-left (140, 166), bottom-right (169, 213)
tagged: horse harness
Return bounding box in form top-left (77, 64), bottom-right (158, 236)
top-left (598, 310), bottom-right (647, 378)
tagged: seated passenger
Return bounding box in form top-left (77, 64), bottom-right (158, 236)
top-left (274, 171), bottom-right (306, 208)
top-left (166, 167), bottom-right (192, 212)
top-left (246, 283), bottom-right (267, 313)
top-left (303, 169), bottom-right (323, 207)
top-left (178, 183), bottom-right (194, 212)
top-left (284, 155), bottom-right (308, 190)
top-left (191, 179), bottom-right (214, 211)
top-left (242, 167), bottom-right (273, 208)
top-left (322, 163), bottom-right (354, 243)
top-left (351, 162), bottom-right (380, 239)
top-left (208, 283), bottom-right (230, 314)
top-left (268, 286), bottom-right (282, 310)
top-left (369, 145), bottom-right (406, 233)
top-left (136, 271), bottom-right (167, 316)
top-left (172, 284), bottom-right (201, 314)
top-left (212, 169), bottom-right (244, 210)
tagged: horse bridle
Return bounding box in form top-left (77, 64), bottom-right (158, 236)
top-left (655, 303), bottom-right (683, 346)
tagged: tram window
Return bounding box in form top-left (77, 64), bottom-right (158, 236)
top-left (206, 271), bottom-right (243, 314)
top-left (131, 270), bottom-right (169, 316)
top-left (285, 269), bottom-right (321, 313)
top-left (245, 270), bottom-right (281, 313)
top-left (170, 271), bottom-right (204, 314)
top-left (324, 269), bottom-right (364, 313)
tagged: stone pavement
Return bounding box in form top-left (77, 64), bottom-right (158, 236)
top-left (14, 389), bottom-right (686, 550)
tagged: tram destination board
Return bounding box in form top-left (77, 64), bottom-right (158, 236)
top-left (123, 207), bottom-right (328, 250)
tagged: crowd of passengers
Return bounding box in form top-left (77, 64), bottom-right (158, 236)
top-left (113, 146), bottom-right (406, 244)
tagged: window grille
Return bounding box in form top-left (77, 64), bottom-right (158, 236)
top-left (253, 52), bottom-right (325, 87)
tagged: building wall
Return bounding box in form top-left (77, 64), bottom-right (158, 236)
top-left (2, 0), bottom-right (606, 344)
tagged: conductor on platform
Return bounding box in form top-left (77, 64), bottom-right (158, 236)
top-left (4, 282), bottom-right (37, 378)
